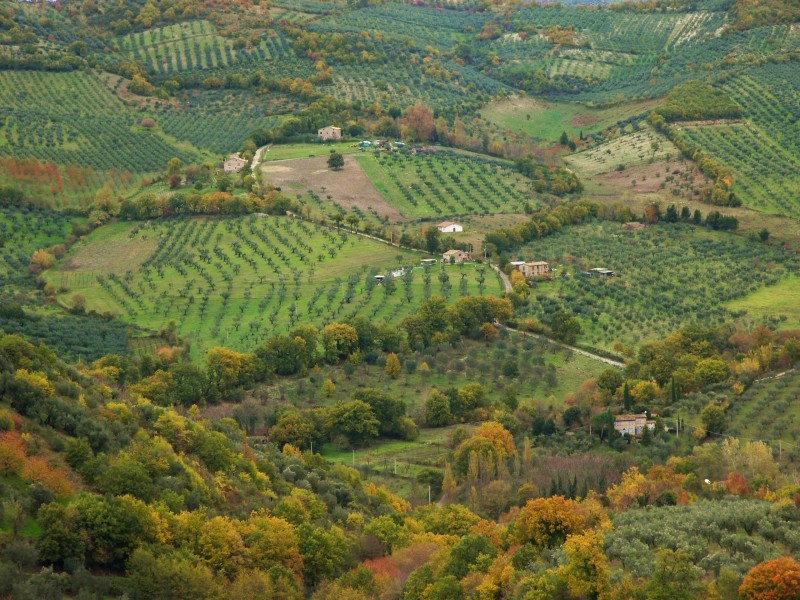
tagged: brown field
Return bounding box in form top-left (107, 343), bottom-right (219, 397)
top-left (60, 234), bottom-right (157, 272)
top-left (260, 154), bottom-right (405, 221)
top-left (594, 158), bottom-right (707, 196)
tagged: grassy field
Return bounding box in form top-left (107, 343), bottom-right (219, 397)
top-left (726, 275), bottom-right (800, 330)
top-left (517, 222), bottom-right (799, 350)
top-left (261, 142), bottom-right (361, 162)
top-left (480, 95), bottom-right (658, 142)
top-left (46, 215), bottom-right (503, 357)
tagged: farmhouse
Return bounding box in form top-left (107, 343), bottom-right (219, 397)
top-left (437, 221), bottom-right (463, 233)
top-left (318, 126), bottom-right (342, 141)
top-left (223, 153), bottom-right (247, 173)
top-left (442, 249), bottom-right (471, 264)
top-left (517, 261), bottom-right (549, 278)
top-left (614, 413), bottom-right (656, 438)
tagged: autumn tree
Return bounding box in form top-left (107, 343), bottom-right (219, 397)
top-left (740, 556), bottom-right (800, 600)
top-left (510, 496), bottom-right (586, 550)
top-left (560, 529), bottom-right (610, 599)
top-left (385, 352), bottom-right (401, 379)
top-left (401, 102), bottom-right (434, 142)
top-left (321, 323), bottom-right (358, 362)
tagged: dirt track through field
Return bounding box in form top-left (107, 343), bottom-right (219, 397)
top-left (260, 154), bottom-right (405, 222)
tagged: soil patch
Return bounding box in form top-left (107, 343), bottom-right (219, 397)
top-left (570, 115), bottom-right (598, 126)
top-left (260, 154), bottom-right (405, 222)
top-left (594, 158), bottom-right (707, 196)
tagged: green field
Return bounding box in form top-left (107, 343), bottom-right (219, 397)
top-left (261, 142), bottom-right (360, 161)
top-left (47, 215), bottom-right (503, 357)
top-left (355, 150), bottom-right (537, 219)
top-left (517, 222), bottom-right (799, 350)
top-left (727, 275), bottom-right (800, 330)
top-left (480, 96), bottom-right (658, 142)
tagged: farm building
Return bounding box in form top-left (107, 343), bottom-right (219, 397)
top-left (517, 261), bottom-right (549, 278)
top-left (442, 249), bottom-right (471, 264)
top-left (421, 258), bottom-right (438, 266)
top-left (318, 126), bottom-right (342, 141)
top-left (437, 221), bottom-right (463, 233)
top-left (590, 267), bottom-right (615, 277)
top-left (614, 413), bottom-right (656, 438)
top-left (223, 153), bottom-right (247, 173)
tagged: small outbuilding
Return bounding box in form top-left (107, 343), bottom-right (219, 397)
top-left (318, 126), bottom-right (342, 141)
top-left (437, 221), bottom-right (463, 233)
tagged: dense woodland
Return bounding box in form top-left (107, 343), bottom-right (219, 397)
top-left (0, 0), bottom-right (799, 598)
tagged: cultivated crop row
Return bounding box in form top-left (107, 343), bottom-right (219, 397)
top-left (519, 222), bottom-right (798, 350)
top-left (357, 150), bottom-right (535, 219)
top-left (115, 20), bottom-right (292, 74)
top-left (0, 71), bottom-right (199, 172)
top-left (53, 215), bottom-right (502, 357)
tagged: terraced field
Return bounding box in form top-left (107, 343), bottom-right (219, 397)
top-left (47, 215), bottom-right (503, 357)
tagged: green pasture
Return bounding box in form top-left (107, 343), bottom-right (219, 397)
top-left (565, 128), bottom-right (679, 177)
top-left (726, 275), bottom-right (800, 330)
top-left (46, 215), bottom-right (503, 358)
top-left (262, 142), bottom-right (360, 162)
top-left (518, 222), bottom-right (799, 350)
top-left (480, 96), bottom-right (657, 142)
top-left (355, 150), bottom-right (536, 219)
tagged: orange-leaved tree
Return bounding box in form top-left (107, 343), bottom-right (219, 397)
top-left (740, 556), bottom-right (800, 600)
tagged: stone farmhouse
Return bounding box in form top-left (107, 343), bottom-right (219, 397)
top-left (224, 153), bottom-right (247, 173)
top-left (318, 126), bottom-right (342, 141)
top-left (442, 249), bottom-right (471, 264)
top-left (515, 261), bottom-right (549, 278)
top-left (614, 413), bottom-right (656, 438)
